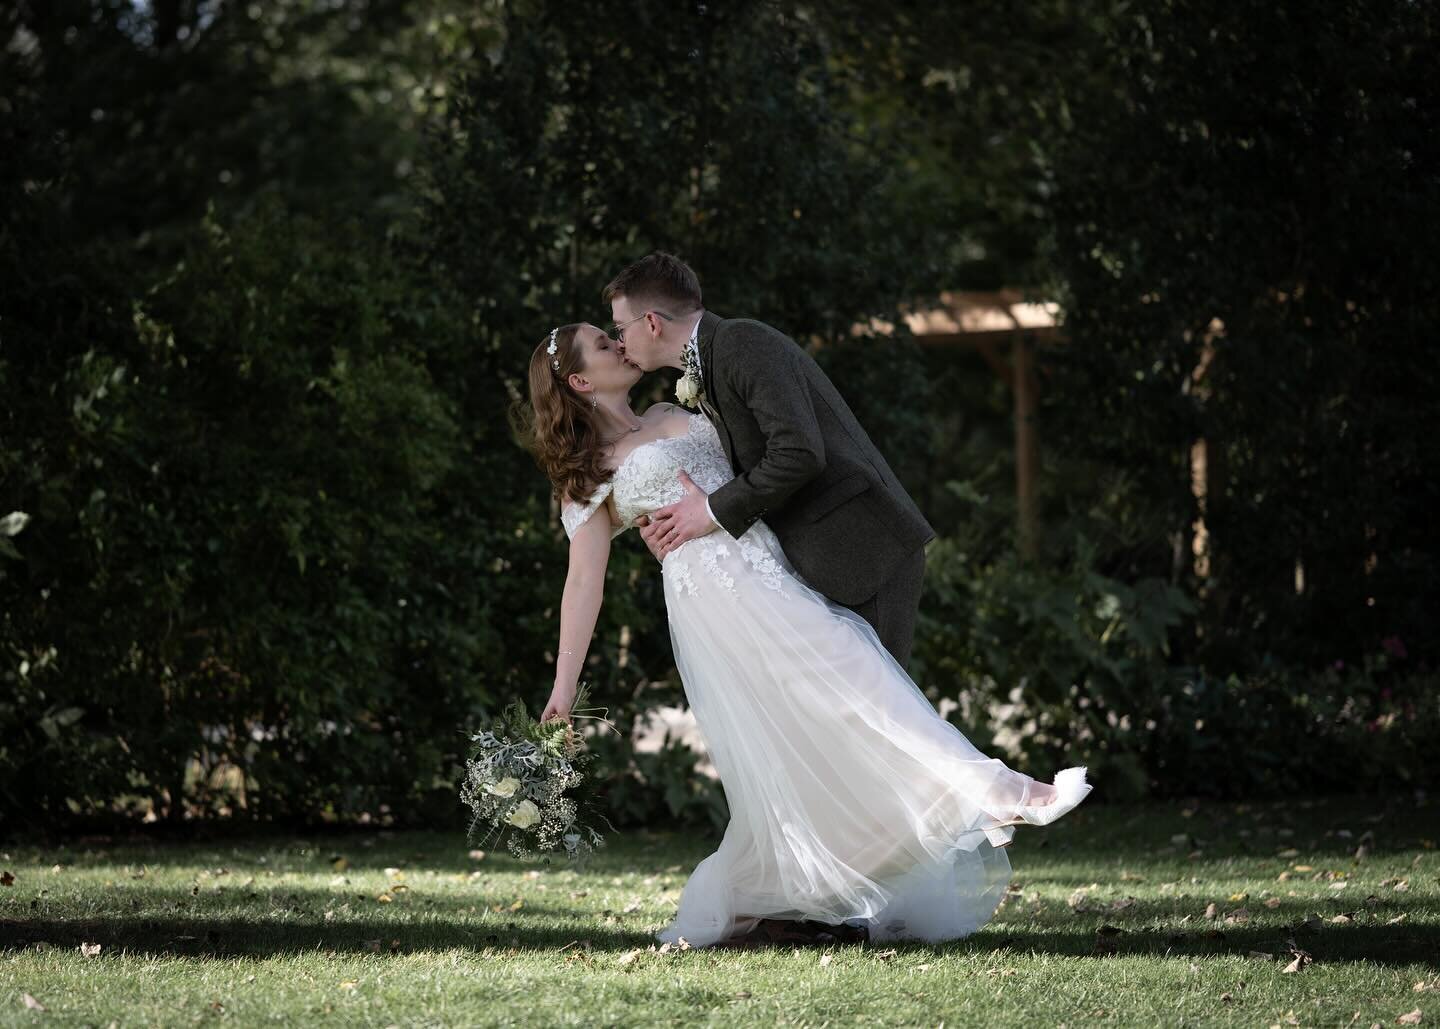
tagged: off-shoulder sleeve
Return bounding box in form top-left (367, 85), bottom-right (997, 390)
top-left (560, 482), bottom-right (623, 540)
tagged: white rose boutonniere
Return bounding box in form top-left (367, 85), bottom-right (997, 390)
top-left (506, 799), bottom-right (542, 829)
top-left (675, 372), bottom-right (701, 408)
top-left (675, 337), bottom-right (703, 410)
top-left (485, 776), bottom-right (521, 798)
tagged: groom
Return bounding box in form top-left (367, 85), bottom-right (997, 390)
top-left (604, 252), bottom-right (934, 668)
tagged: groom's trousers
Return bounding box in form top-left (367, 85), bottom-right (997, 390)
top-left (844, 545), bottom-right (927, 671)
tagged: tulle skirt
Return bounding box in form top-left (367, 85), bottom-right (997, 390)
top-left (652, 523), bottom-right (1091, 947)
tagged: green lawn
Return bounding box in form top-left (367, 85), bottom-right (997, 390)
top-left (2, 795), bottom-right (1437, 1026)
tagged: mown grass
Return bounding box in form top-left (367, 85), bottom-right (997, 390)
top-left (2, 794), bottom-right (1437, 1026)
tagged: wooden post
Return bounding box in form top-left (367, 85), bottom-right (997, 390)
top-left (1013, 331), bottom-right (1038, 559)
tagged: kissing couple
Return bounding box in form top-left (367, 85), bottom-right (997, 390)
top-left (520, 252), bottom-right (1093, 947)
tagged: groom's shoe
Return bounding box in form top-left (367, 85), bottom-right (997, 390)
top-left (796, 919), bottom-right (868, 945)
top-left (720, 918), bottom-right (867, 948)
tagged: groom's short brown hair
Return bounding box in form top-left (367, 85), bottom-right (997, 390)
top-left (602, 252), bottom-right (702, 313)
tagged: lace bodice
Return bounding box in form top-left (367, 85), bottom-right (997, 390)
top-left (561, 415), bottom-right (735, 540)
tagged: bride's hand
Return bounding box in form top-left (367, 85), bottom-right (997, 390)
top-left (541, 681), bottom-right (577, 724)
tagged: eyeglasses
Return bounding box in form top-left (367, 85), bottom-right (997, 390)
top-left (608, 309), bottom-right (673, 343)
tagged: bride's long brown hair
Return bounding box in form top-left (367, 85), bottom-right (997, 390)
top-left (514, 324), bottom-right (616, 505)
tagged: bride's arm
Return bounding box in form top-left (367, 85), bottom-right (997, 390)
top-left (541, 501), bottom-right (614, 722)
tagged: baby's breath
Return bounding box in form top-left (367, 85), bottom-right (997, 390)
top-left (458, 684), bottom-right (611, 864)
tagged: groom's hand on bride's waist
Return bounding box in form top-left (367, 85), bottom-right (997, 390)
top-left (641, 471), bottom-right (718, 559)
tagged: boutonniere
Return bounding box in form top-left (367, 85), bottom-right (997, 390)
top-left (675, 338), bottom-right (704, 409)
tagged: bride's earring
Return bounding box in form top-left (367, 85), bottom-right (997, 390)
top-left (591, 395), bottom-right (598, 410)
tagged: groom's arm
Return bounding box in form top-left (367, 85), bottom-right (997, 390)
top-left (707, 322), bottom-right (826, 538)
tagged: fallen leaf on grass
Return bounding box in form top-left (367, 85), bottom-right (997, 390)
top-left (331, 857), bottom-right (349, 872)
top-left (819, 953), bottom-right (833, 967)
top-left (1228, 892), bottom-right (1249, 903)
top-left (1281, 943), bottom-right (1313, 974)
top-left (873, 949), bottom-right (899, 961)
top-left (1330, 914), bottom-right (1353, 925)
top-left (1264, 898), bottom-right (1282, 909)
top-left (1248, 951), bottom-right (1275, 960)
top-left (1397, 1010), bottom-right (1423, 1025)
top-left (1, 871), bottom-right (13, 886)
top-left (622, 899), bottom-right (642, 914)
top-left (1204, 902), bottom-right (1219, 920)
top-left (1220, 992), bottom-right (1233, 1003)
top-left (79, 942), bottom-right (101, 957)
top-left (22, 994), bottom-right (44, 1011)
top-left (1416, 980), bottom-right (1437, 993)
top-left (1390, 914), bottom-right (1409, 925)
top-left (1224, 909), bottom-right (1251, 925)
top-left (376, 893), bottom-right (393, 903)
top-left (339, 981), bottom-right (359, 990)
top-left (1293, 865), bottom-right (1314, 872)
top-left (617, 948), bottom-right (644, 967)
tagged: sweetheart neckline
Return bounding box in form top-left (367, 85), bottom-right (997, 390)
top-left (605, 414), bottom-right (705, 480)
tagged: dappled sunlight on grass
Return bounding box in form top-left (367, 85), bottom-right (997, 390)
top-left (1, 795), bottom-right (1437, 1024)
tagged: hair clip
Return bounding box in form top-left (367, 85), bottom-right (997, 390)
top-left (546, 327), bottom-right (560, 370)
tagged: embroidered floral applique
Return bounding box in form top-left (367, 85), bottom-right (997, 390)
top-left (666, 559), bottom-right (699, 597)
top-left (698, 541), bottom-right (737, 596)
top-left (737, 533), bottom-right (789, 597)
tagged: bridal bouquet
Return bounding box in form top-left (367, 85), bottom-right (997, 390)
top-left (458, 684), bottom-right (611, 863)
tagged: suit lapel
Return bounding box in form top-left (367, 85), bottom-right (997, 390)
top-left (695, 310), bottom-right (738, 470)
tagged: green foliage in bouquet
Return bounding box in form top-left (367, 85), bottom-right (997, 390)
top-left (459, 683), bottom-right (614, 864)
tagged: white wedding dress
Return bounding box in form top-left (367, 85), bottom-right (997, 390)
top-left (562, 414), bottom-right (1093, 947)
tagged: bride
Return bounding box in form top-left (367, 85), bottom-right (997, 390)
top-left (522, 321), bottom-right (1093, 947)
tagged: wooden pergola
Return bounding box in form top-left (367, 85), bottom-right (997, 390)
top-left (858, 290), bottom-right (1064, 558)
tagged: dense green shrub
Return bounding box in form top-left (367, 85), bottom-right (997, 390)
top-left (1041, 0), bottom-right (1440, 672)
top-left (0, 196), bottom-right (492, 828)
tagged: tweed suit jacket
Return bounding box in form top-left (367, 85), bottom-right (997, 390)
top-left (696, 310), bottom-right (934, 606)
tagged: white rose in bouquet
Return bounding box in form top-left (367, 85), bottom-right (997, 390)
top-left (486, 776), bottom-right (521, 798)
top-left (506, 800), bottom-right (541, 829)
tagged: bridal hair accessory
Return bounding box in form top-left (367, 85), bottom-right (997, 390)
top-left (675, 337), bottom-right (703, 409)
top-left (547, 327), bottom-right (560, 370)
